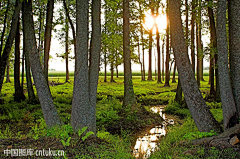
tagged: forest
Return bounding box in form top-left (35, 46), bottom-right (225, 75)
top-left (0, 0), bottom-right (240, 158)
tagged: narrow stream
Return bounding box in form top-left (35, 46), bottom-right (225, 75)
top-left (133, 106), bottom-right (174, 158)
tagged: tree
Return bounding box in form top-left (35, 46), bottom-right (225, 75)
top-left (71, 0), bottom-right (101, 133)
top-left (190, 0), bottom-right (196, 73)
top-left (0, 0), bottom-right (10, 57)
top-left (63, 0), bottom-right (76, 55)
top-left (169, 0), bottom-right (221, 133)
top-left (65, 14), bottom-right (70, 82)
top-left (139, 3), bottom-right (145, 81)
top-left (44, 0), bottom-right (54, 85)
top-left (156, 3), bottom-right (162, 83)
top-left (23, 26), bottom-right (36, 103)
top-left (164, 0), bottom-right (170, 87)
top-left (14, 18), bottom-right (26, 102)
top-left (22, 0), bottom-right (61, 128)
top-left (147, 7), bottom-right (154, 81)
top-left (229, 0), bottom-right (240, 115)
top-left (123, 0), bottom-right (136, 107)
top-left (216, 0), bottom-right (238, 130)
top-left (0, 0), bottom-right (21, 93)
top-left (207, 0), bottom-right (217, 97)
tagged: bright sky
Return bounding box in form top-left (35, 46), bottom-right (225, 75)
top-left (48, 2), bottom-right (210, 72)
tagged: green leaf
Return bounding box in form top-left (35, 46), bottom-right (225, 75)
top-left (82, 131), bottom-right (94, 142)
top-left (78, 126), bottom-right (88, 137)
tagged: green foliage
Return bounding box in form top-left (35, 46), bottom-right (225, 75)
top-left (61, 137), bottom-right (71, 147)
top-left (30, 118), bottom-right (47, 140)
top-left (183, 130), bottom-right (218, 140)
top-left (206, 102), bottom-right (222, 109)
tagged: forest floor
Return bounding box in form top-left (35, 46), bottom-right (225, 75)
top-left (0, 76), bottom-right (239, 158)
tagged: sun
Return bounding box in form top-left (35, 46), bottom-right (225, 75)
top-left (143, 10), bottom-right (167, 34)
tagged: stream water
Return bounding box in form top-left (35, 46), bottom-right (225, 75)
top-left (133, 106), bottom-right (174, 158)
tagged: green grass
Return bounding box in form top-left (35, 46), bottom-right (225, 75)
top-left (1, 75), bottom-right (232, 159)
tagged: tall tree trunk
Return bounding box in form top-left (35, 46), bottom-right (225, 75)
top-left (165, 0), bottom-right (170, 87)
top-left (24, 39), bottom-right (36, 103)
top-left (175, 78), bottom-right (183, 104)
top-left (5, 60), bottom-right (11, 83)
top-left (207, 0), bottom-right (216, 96)
top-left (191, 0), bottom-right (196, 73)
top-left (196, 21), bottom-right (200, 86)
top-left (162, 38), bottom-right (165, 81)
top-left (14, 18), bottom-right (26, 102)
top-left (44, 0), bottom-right (54, 85)
top-left (141, 24), bottom-right (145, 81)
top-left (169, 0), bottom-right (222, 133)
top-left (229, 0), bottom-right (240, 115)
top-left (21, 47), bottom-right (24, 92)
top-left (172, 62), bottom-right (176, 83)
top-left (197, 0), bottom-right (204, 85)
top-left (71, 0), bottom-right (91, 131)
top-left (0, 0), bottom-right (21, 92)
top-left (123, 0), bottom-right (135, 107)
top-left (216, 0), bottom-right (239, 130)
top-left (63, 0), bottom-right (76, 55)
top-left (138, 42), bottom-right (143, 81)
top-left (88, 0), bottom-right (101, 133)
top-left (0, 0), bottom-right (10, 59)
top-left (185, 0), bottom-right (189, 46)
top-left (104, 52), bottom-right (107, 82)
top-left (22, 0), bottom-right (61, 128)
top-left (110, 62), bottom-right (114, 82)
top-left (156, 6), bottom-right (162, 83)
top-left (116, 55), bottom-right (118, 78)
top-left (65, 15), bottom-right (69, 82)
top-left (148, 9), bottom-right (154, 81)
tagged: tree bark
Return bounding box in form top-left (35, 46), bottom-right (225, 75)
top-left (44, 0), bottom-right (54, 85)
top-left (21, 47), bottom-right (24, 92)
top-left (88, 0), bottom-right (101, 133)
top-left (172, 62), bottom-right (176, 83)
top-left (65, 15), bottom-right (69, 82)
top-left (0, 0), bottom-right (10, 59)
top-left (156, 7), bottom-right (162, 83)
top-left (110, 62), bottom-right (114, 82)
top-left (207, 0), bottom-right (216, 96)
top-left (148, 9), bottom-right (153, 81)
top-left (0, 0), bottom-right (21, 92)
top-left (71, 0), bottom-right (91, 132)
top-left (141, 24), bottom-right (145, 81)
top-left (216, 0), bottom-right (239, 130)
top-left (22, 0), bottom-right (61, 127)
top-left (175, 78), bottom-right (183, 104)
top-left (123, 0), bottom-right (136, 107)
top-left (169, 0), bottom-right (222, 133)
top-left (191, 0), bottom-right (196, 73)
top-left (14, 18), bottom-right (26, 102)
top-left (229, 0), bottom-right (240, 115)
top-left (162, 38), bottom-right (165, 81)
top-left (63, 0), bottom-right (76, 55)
top-left (165, 0), bottom-right (170, 87)
top-left (5, 60), bottom-right (11, 83)
top-left (139, 5), bottom-right (145, 81)
top-left (104, 52), bottom-right (107, 82)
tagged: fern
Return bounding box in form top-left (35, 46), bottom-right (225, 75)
top-left (78, 126), bottom-right (88, 138)
top-left (82, 131), bottom-right (94, 141)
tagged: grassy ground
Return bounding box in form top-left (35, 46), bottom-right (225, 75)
top-left (0, 75), bottom-right (236, 158)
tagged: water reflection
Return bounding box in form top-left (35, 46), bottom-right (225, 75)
top-left (133, 106), bottom-right (174, 158)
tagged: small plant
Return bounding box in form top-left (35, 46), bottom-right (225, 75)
top-left (78, 126), bottom-right (95, 142)
top-left (61, 137), bottom-right (71, 147)
top-left (183, 130), bottom-right (218, 140)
